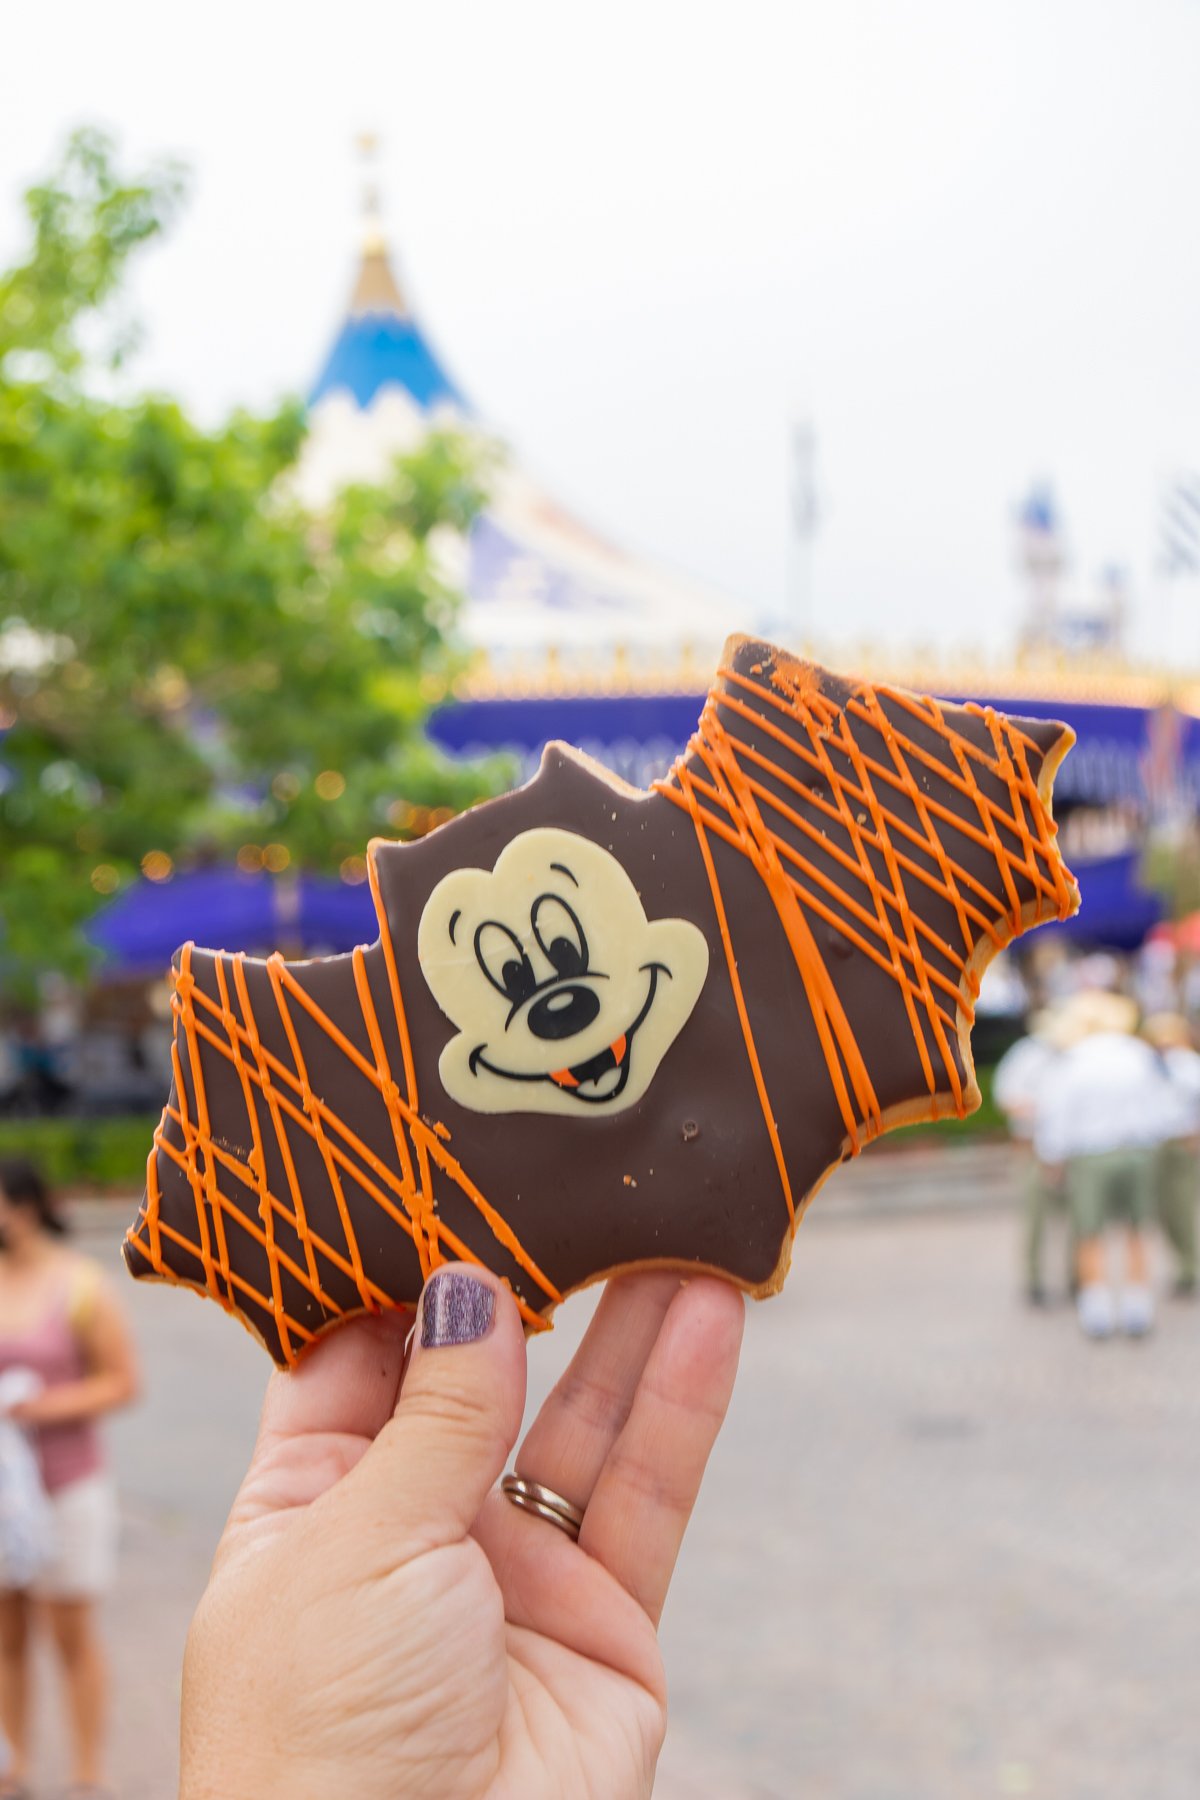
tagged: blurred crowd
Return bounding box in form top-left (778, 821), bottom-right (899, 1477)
top-left (0, 977), bottom-right (172, 1120)
top-left (995, 940), bottom-right (1200, 1340)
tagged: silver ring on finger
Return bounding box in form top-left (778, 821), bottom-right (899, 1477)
top-left (500, 1472), bottom-right (585, 1542)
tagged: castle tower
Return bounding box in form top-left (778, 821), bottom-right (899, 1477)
top-left (296, 140), bottom-right (742, 685)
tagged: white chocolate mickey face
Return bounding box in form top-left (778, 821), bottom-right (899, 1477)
top-left (417, 827), bottom-right (709, 1117)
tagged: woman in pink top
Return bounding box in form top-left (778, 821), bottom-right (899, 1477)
top-left (0, 1158), bottom-right (139, 1800)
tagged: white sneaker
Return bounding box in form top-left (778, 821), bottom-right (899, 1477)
top-left (1077, 1283), bottom-right (1116, 1339)
top-left (1118, 1284), bottom-right (1154, 1337)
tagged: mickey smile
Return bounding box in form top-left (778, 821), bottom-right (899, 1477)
top-left (468, 966), bottom-right (664, 1106)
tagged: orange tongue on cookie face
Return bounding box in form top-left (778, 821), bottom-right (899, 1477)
top-left (551, 1033), bottom-right (627, 1090)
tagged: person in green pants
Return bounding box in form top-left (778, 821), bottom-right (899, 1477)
top-left (1034, 992), bottom-right (1172, 1339)
top-left (1142, 1013), bottom-right (1200, 1296)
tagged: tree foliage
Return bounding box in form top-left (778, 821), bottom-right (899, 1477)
top-left (0, 131), bottom-right (503, 999)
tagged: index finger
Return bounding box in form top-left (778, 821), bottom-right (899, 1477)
top-left (578, 1276), bottom-right (744, 1626)
top-left (514, 1270), bottom-right (684, 1514)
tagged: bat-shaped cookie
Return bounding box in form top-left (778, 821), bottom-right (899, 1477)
top-left (124, 639), bottom-right (1079, 1363)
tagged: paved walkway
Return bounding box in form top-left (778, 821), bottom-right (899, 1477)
top-left (18, 1151), bottom-right (1200, 1797)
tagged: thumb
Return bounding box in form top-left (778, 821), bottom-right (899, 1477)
top-left (339, 1264), bottom-right (528, 1560)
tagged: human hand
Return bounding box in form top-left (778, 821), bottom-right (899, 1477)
top-left (7, 1392), bottom-right (48, 1426)
top-left (0, 1366), bottom-right (43, 1421)
top-left (181, 1263), bottom-right (744, 1800)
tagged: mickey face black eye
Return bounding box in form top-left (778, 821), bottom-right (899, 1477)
top-left (474, 921), bottom-right (537, 1007)
top-left (531, 893), bottom-right (588, 980)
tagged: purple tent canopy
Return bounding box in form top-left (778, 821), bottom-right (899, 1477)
top-left (89, 868), bottom-right (377, 974)
top-left (1038, 849), bottom-right (1161, 953)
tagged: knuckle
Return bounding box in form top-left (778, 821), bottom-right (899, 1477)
top-left (554, 1367), bottom-right (634, 1436)
top-left (397, 1382), bottom-right (508, 1462)
top-left (605, 1443), bottom-right (692, 1517)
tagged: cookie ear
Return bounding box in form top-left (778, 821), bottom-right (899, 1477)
top-left (1005, 713), bottom-right (1075, 794)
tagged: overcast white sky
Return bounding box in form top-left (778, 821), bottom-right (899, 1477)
top-left (4, 0), bottom-right (1200, 661)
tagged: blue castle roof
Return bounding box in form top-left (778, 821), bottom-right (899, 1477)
top-left (307, 226), bottom-right (465, 414)
top-left (309, 311), bottom-right (462, 411)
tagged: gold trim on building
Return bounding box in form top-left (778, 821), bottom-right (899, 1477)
top-left (452, 645), bottom-right (1200, 713)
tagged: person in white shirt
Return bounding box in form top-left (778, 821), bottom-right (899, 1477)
top-left (1033, 992), bottom-right (1175, 1339)
top-left (1142, 1013), bottom-right (1200, 1296)
top-left (993, 1012), bottom-right (1078, 1304)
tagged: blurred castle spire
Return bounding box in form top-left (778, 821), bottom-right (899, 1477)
top-left (306, 132), bottom-right (461, 416)
top-left (293, 138), bottom-right (741, 677)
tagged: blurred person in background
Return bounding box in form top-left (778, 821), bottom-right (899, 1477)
top-left (10, 1019), bottom-right (72, 1118)
top-left (1142, 1013), bottom-right (1200, 1298)
top-left (0, 1039), bottom-right (17, 1118)
top-left (993, 1009), bottom-right (1081, 1305)
top-left (1133, 934), bottom-right (1179, 1021)
top-left (0, 1157), bottom-right (140, 1800)
top-left (1033, 994), bottom-right (1174, 1340)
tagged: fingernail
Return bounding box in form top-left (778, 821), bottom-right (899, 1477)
top-left (420, 1271), bottom-right (495, 1348)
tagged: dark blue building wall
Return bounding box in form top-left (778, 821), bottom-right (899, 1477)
top-left (428, 688), bottom-right (1179, 953)
top-left (429, 689), bottom-right (1200, 810)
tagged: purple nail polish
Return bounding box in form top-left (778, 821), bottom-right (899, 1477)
top-left (420, 1271), bottom-right (495, 1347)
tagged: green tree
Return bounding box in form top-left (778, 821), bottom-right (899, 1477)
top-left (0, 130), bottom-right (503, 1000)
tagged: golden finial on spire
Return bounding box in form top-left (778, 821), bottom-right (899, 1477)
top-left (356, 130), bottom-right (385, 255)
top-left (349, 131), bottom-right (408, 317)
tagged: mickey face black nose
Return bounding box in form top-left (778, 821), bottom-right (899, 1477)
top-left (526, 985), bottom-right (601, 1041)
